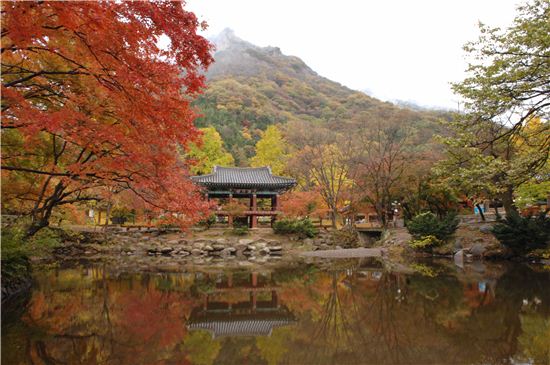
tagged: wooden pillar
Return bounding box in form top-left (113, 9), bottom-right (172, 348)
top-left (228, 193), bottom-right (233, 226)
top-left (271, 194), bottom-right (279, 226)
top-left (250, 193), bottom-right (257, 228)
top-left (251, 272), bottom-right (258, 287)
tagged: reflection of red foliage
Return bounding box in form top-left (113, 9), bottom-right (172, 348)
top-left (114, 288), bottom-right (192, 350)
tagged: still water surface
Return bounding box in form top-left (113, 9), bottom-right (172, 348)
top-left (2, 259), bottom-right (550, 365)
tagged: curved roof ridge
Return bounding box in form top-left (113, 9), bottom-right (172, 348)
top-left (191, 165), bottom-right (296, 192)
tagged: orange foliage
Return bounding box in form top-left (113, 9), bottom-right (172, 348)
top-left (280, 190), bottom-right (325, 218)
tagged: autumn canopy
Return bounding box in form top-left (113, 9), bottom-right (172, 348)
top-left (1, 1), bottom-right (214, 234)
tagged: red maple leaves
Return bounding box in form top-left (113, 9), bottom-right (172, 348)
top-left (1, 1), bottom-right (214, 231)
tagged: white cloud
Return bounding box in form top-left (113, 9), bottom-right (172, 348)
top-left (186, 0), bottom-right (521, 109)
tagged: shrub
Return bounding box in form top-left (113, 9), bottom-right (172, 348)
top-left (492, 212), bottom-right (550, 255)
top-left (1, 226), bottom-right (63, 284)
top-left (273, 218), bottom-right (318, 238)
top-left (409, 235), bottom-right (443, 251)
top-left (232, 226), bottom-right (249, 236)
top-left (406, 212), bottom-right (459, 241)
top-left (197, 214), bottom-right (217, 229)
top-left (406, 212), bottom-right (458, 251)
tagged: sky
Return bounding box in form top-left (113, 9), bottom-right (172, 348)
top-left (185, 0), bottom-right (522, 110)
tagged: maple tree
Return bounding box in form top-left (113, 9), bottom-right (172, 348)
top-left (1, 1), bottom-right (213, 235)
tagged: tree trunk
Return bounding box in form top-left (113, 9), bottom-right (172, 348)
top-left (26, 205), bottom-right (55, 238)
top-left (104, 202), bottom-right (112, 228)
top-left (25, 217), bottom-right (50, 238)
top-left (331, 209), bottom-right (338, 229)
top-left (501, 186), bottom-right (516, 217)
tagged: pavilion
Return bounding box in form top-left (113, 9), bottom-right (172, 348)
top-left (191, 166), bottom-right (296, 228)
top-left (187, 271), bottom-right (296, 338)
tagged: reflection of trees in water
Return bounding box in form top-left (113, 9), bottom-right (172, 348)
top-left (450, 264), bottom-right (550, 364)
top-left (5, 263), bottom-right (550, 365)
top-left (362, 272), bottom-right (413, 364)
top-left (22, 266), bottom-right (193, 365)
top-left (306, 266), bottom-right (414, 364)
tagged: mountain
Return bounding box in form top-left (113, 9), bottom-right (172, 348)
top-left (194, 28), bottom-right (451, 165)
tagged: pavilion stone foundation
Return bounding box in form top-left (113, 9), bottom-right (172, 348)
top-left (192, 166), bottom-right (296, 228)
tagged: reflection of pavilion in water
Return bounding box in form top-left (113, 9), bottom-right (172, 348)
top-left (187, 272), bottom-right (296, 338)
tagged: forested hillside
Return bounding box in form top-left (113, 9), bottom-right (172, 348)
top-left (194, 28), bottom-right (452, 165)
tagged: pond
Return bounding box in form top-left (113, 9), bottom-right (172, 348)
top-left (2, 258), bottom-right (549, 365)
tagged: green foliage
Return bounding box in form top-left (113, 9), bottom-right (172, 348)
top-left (515, 180), bottom-right (550, 209)
top-left (273, 217), bottom-right (318, 238)
top-left (402, 179), bottom-right (460, 220)
top-left (441, 0), bottom-right (550, 209)
top-left (492, 212), bottom-right (550, 255)
top-left (197, 214), bottom-right (217, 229)
top-left (406, 212), bottom-right (459, 250)
top-left (232, 226), bottom-right (249, 236)
top-left (1, 225), bottom-right (63, 283)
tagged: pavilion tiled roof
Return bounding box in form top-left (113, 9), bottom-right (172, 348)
top-left (191, 166), bottom-right (296, 192)
top-left (187, 311), bottom-right (296, 338)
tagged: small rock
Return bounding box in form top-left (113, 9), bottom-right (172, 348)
top-left (212, 244), bottom-right (225, 251)
top-left (269, 246), bottom-right (282, 251)
top-left (454, 238), bottom-right (463, 250)
top-left (319, 244), bottom-right (330, 250)
top-left (203, 245), bottom-right (214, 252)
top-left (479, 224), bottom-right (493, 234)
top-left (192, 242), bottom-right (205, 249)
top-left (259, 247), bottom-right (271, 255)
top-left (303, 238), bottom-right (313, 245)
top-left (247, 245), bottom-right (256, 251)
top-left (235, 245), bottom-right (248, 253)
top-left (160, 247), bottom-right (173, 254)
top-left (238, 238), bottom-right (255, 246)
top-left (470, 243), bottom-right (485, 257)
top-left (215, 238), bottom-right (228, 245)
top-left (166, 239), bottom-right (179, 245)
top-left (191, 248), bottom-right (202, 256)
top-left (256, 242), bottom-right (267, 249)
top-left (221, 248), bottom-right (235, 257)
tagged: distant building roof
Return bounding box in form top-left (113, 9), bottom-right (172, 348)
top-left (191, 166), bottom-right (296, 192)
